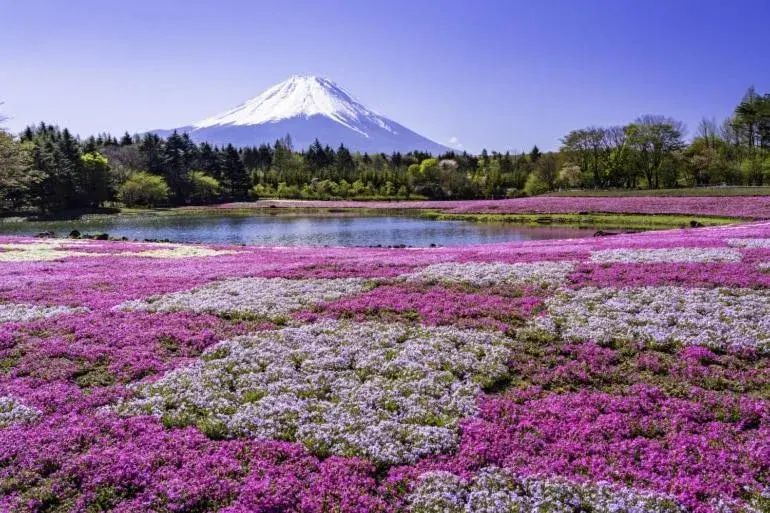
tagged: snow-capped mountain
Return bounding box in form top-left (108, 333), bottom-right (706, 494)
top-left (152, 75), bottom-right (451, 154)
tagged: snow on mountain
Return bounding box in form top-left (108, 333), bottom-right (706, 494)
top-left (153, 75), bottom-right (451, 154)
top-left (192, 76), bottom-right (388, 135)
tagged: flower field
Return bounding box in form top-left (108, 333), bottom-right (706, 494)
top-left (216, 196), bottom-right (770, 219)
top-left (2, 224), bottom-right (770, 512)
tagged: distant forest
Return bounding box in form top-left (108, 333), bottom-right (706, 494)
top-left (1, 87), bottom-right (770, 213)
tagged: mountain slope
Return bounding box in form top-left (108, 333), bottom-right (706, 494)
top-left (152, 75), bottom-right (451, 154)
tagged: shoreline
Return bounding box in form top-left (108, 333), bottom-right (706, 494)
top-left (0, 205), bottom-right (737, 234)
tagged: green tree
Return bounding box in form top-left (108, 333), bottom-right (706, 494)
top-left (561, 127), bottom-right (607, 187)
top-left (26, 125), bottom-right (81, 211)
top-left (523, 172), bottom-right (549, 196)
top-left (161, 131), bottom-right (194, 203)
top-left (196, 143), bottom-right (222, 181)
top-left (741, 156), bottom-right (766, 185)
top-left (412, 157), bottom-right (443, 198)
top-left (534, 153), bottom-right (559, 190)
top-left (118, 172), bottom-right (170, 207)
top-left (529, 145), bottom-right (541, 163)
top-left (625, 116), bottom-right (685, 189)
top-left (478, 158), bottom-right (502, 198)
top-left (79, 151), bottom-right (112, 207)
top-left (335, 145), bottom-right (355, 182)
top-left (0, 130), bottom-right (44, 211)
top-left (686, 133), bottom-right (730, 185)
top-left (119, 132), bottom-right (134, 146)
top-left (558, 164), bottom-right (582, 188)
top-left (221, 144), bottom-right (250, 199)
top-left (139, 133), bottom-right (164, 175)
top-left (189, 171), bottom-right (222, 204)
top-left (733, 87), bottom-right (762, 149)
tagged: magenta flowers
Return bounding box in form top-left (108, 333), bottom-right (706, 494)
top-left (213, 195), bottom-right (770, 219)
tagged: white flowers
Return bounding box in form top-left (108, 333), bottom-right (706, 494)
top-left (0, 239), bottom-right (237, 261)
top-left (115, 321), bottom-right (513, 465)
top-left (589, 248), bottom-right (741, 264)
top-left (533, 286), bottom-right (770, 351)
top-left (0, 240), bottom-right (87, 262)
top-left (115, 246), bottom-right (239, 259)
top-left (0, 396), bottom-right (41, 427)
top-left (727, 238), bottom-right (770, 248)
top-left (117, 277), bottom-right (367, 320)
top-left (405, 262), bottom-right (576, 287)
top-left (0, 302), bottom-right (87, 324)
top-left (409, 468), bottom-right (684, 513)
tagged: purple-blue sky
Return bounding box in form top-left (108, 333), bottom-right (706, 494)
top-left (2, 0), bottom-right (769, 153)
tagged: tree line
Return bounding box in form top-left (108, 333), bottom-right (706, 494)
top-left (557, 87), bottom-right (770, 190)
top-left (1, 87), bottom-right (770, 213)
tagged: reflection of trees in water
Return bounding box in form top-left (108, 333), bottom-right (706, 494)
top-left (0, 215), bottom-right (591, 247)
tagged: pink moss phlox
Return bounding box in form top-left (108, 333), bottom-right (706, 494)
top-left (307, 284), bottom-right (543, 329)
top-left (403, 386), bottom-right (770, 512)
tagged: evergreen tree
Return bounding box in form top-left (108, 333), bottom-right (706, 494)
top-left (139, 133), bottom-right (164, 175)
top-left (34, 137), bottom-right (77, 211)
top-left (0, 131), bottom-right (43, 211)
top-left (335, 144), bottom-right (355, 182)
top-left (256, 144), bottom-right (273, 172)
top-left (197, 143), bottom-right (222, 181)
top-left (529, 145), bottom-right (542, 163)
top-left (222, 144), bottom-right (250, 199)
top-left (307, 139), bottom-right (332, 175)
top-left (162, 131), bottom-right (193, 203)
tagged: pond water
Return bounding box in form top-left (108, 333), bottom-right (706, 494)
top-left (0, 214), bottom-right (598, 247)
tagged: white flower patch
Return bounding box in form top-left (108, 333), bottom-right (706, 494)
top-left (533, 286), bottom-right (770, 351)
top-left (115, 246), bottom-right (239, 259)
top-left (117, 277), bottom-right (367, 320)
top-left (410, 468), bottom-right (684, 513)
top-left (0, 240), bottom-right (91, 262)
top-left (405, 261), bottom-right (575, 287)
top-left (0, 396), bottom-right (41, 427)
top-left (0, 240), bottom-right (236, 262)
top-left (589, 247), bottom-right (741, 264)
top-left (0, 303), bottom-right (87, 324)
top-left (727, 238), bottom-right (770, 248)
top-left (115, 321), bottom-right (512, 465)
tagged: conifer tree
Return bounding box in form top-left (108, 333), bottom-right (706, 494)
top-left (222, 144), bottom-right (250, 199)
top-left (162, 131), bottom-right (193, 203)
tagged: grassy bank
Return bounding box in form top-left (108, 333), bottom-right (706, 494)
top-left (546, 187), bottom-right (770, 197)
top-left (420, 211), bottom-right (738, 230)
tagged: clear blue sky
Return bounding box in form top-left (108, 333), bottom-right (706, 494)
top-left (2, 0), bottom-right (769, 153)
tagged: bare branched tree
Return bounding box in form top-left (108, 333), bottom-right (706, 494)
top-left (697, 117), bottom-right (718, 146)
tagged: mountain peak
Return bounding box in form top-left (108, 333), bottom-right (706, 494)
top-left (285, 74), bottom-right (329, 83)
top-left (192, 75), bottom-right (383, 136)
top-left (157, 75), bottom-right (450, 154)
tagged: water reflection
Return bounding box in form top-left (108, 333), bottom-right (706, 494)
top-left (0, 214), bottom-right (597, 247)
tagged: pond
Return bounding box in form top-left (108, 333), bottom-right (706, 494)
top-left (0, 213), bottom-right (598, 247)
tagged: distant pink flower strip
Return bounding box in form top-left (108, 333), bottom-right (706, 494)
top-left (210, 197), bottom-right (770, 219)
